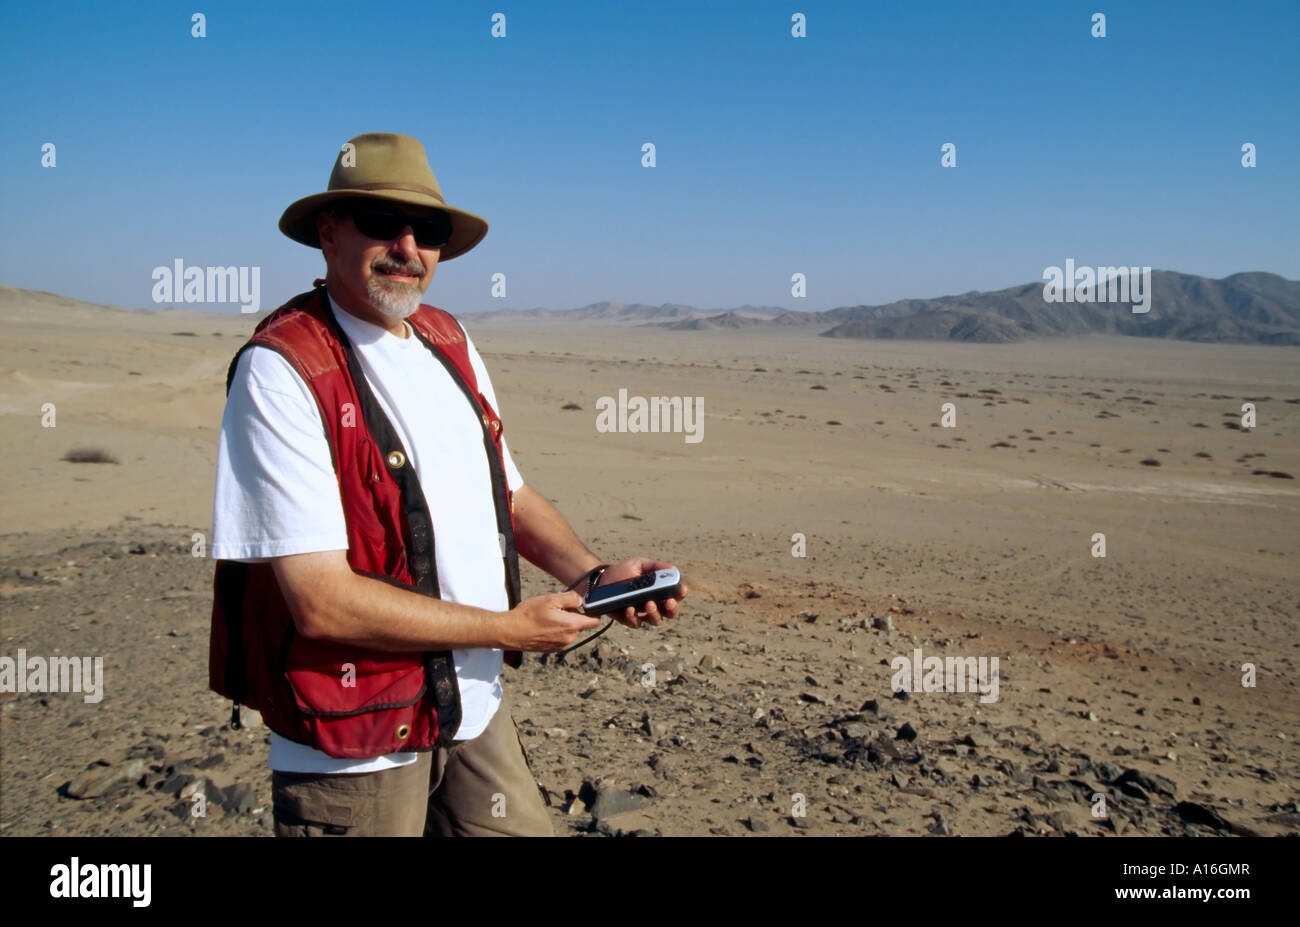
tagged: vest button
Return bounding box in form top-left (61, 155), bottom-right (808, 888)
top-left (386, 450), bottom-right (406, 469)
top-left (490, 419), bottom-right (501, 434)
top-left (396, 724), bottom-right (411, 740)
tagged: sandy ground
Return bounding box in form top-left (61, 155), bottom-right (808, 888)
top-left (1, 284), bottom-right (1297, 837)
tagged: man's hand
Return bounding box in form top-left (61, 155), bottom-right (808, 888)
top-left (504, 590), bottom-right (602, 652)
top-left (593, 558), bottom-right (689, 630)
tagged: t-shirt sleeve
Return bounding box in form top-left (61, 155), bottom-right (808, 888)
top-left (463, 329), bottom-right (526, 493)
top-left (210, 346), bottom-right (350, 561)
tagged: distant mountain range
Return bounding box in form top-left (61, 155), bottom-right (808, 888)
top-left (473, 271), bottom-right (1300, 344)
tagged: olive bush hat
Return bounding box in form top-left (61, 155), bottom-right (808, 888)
top-left (279, 132), bottom-right (488, 260)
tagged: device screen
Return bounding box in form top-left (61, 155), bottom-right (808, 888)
top-left (586, 572), bottom-right (659, 604)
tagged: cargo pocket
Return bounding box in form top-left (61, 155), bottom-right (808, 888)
top-left (272, 771), bottom-right (365, 837)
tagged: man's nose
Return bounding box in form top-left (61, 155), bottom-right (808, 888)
top-left (391, 227), bottom-right (421, 261)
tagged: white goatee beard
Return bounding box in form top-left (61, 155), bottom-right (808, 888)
top-left (366, 275), bottom-right (422, 319)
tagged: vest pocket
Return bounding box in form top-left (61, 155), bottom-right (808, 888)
top-left (283, 638), bottom-right (426, 719)
top-left (282, 643), bottom-right (430, 757)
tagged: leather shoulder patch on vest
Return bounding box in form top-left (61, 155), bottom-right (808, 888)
top-left (250, 301), bottom-right (345, 381)
top-left (409, 305), bottom-right (467, 346)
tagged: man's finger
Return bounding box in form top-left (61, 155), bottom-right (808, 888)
top-left (556, 589), bottom-right (584, 609)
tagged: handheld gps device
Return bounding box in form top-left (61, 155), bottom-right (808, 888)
top-left (579, 568), bottom-right (683, 617)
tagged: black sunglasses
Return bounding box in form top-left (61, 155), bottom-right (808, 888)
top-left (338, 204), bottom-right (453, 249)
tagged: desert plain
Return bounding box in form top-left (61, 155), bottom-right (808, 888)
top-left (0, 283), bottom-right (1297, 836)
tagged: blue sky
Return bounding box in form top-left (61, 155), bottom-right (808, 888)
top-left (1, 0), bottom-right (1296, 314)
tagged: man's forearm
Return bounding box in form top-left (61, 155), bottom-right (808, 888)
top-left (271, 551), bottom-right (508, 651)
top-left (512, 484), bottom-right (603, 587)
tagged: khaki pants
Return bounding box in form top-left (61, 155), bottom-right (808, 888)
top-left (271, 693), bottom-right (553, 837)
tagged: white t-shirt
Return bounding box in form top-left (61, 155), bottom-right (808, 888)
top-left (211, 293), bottom-right (524, 774)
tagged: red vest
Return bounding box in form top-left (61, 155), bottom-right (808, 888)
top-left (208, 284), bottom-right (523, 759)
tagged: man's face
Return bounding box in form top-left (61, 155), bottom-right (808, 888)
top-left (317, 201), bottom-right (443, 321)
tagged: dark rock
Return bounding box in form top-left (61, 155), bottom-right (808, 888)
top-left (1096, 762), bottom-right (1123, 783)
top-left (65, 759), bottom-right (145, 799)
top-left (867, 734), bottom-right (904, 765)
top-left (744, 816), bottom-right (769, 833)
top-left (963, 732), bottom-right (994, 749)
top-left (1114, 768), bottom-right (1176, 800)
top-left (125, 741), bottom-right (166, 761)
top-left (193, 753), bottom-right (225, 771)
top-left (155, 772), bottom-right (195, 798)
top-left (1117, 781), bottom-right (1149, 801)
top-left (220, 782), bottom-right (257, 815)
top-left (896, 722), bottom-right (918, 741)
top-left (1175, 801), bottom-right (1260, 837)
top-left (590, 788), bottom-right (644, 821)
top-left (839, 738), bottom-right (869, 767)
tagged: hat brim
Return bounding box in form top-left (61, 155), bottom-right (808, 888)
top-left (279, 189), bottom-right (488, 261)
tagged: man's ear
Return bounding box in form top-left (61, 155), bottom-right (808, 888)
top-left (316, 210), bottom-right (336, 258)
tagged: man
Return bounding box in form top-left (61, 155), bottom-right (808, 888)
top-left (209, 132), bottom-right (686, 837)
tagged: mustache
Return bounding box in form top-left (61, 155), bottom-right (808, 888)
top-left (373, 259), bottom-right (425, 276)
